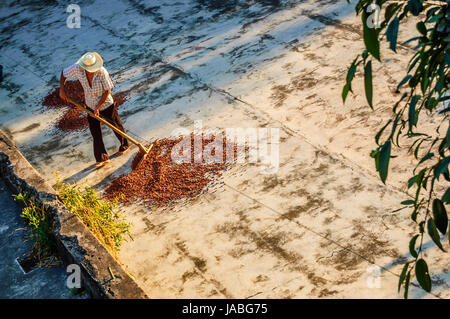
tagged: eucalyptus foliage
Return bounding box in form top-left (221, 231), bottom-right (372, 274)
top-left (343, 0), bottom-right (449, 297)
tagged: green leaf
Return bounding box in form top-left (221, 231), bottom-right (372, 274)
top-left (404, 271), bottom-right (411, 299)
top-left (445, 53), bottom-right (450, 67)
top-left (389, 112), bottom-right (400, 140)
top-left (422, 175), bottom-right (429, 190)
top-left (432, 199), bottom-right (448, 235)
top-left (362, 49), bottom-right (368, 61)
top-left (398, 263), bottom-right (410, 292)
top-left (444, 170), bottom-right (450, 182)
top-left (411, 207), bottom-right (419, 222)
top-left (439, 138), bottom-right (447, 157)
top-left (375, 120), bottom-right (392, 145)
top-left (409, 235), bottom-right (419, 258)
top-left (408, 95), bottom-right (420, 131)
top-left (342, 57), bottom-right (359, 103)
top-left (408, 0), bottom-right (423, 16)
top-left (362, 11), bottom-right (380, 61)
top-left (427, 218), bottom-right (446, 252)
top-left (384, 3), bottom-right (398, 21)
top-left (386, 17), bottom-right (399, 52)
top-left (409, 168), bottom-right (425, 189)
top-left (401, 200), bottom-right (415, 205)
top-left (417, 168), bottom-right (426, 186)
top-left (415, 258), bottom-right (432, 292)
top-left (426, 6), bottom-right (440, 21)
top-left (428, 12), bottom-right (443, 24)
top-left (408, 176), bottom-right (417, 189)
top-left (446, 126), bottom-right (450, 148)
top-left (416, 21), bottom-right (426, 36)
top-left (409, 74), bottom-right (419, 88)
top-left (364, 60), bottom-right (373, 109)
top-left (420, 65), bottom-right (430, 95)
top-left (441, 188), bottom-right (450, 204)
top-left (434, 157), bottom-right (450, 179)
top-left (378, 141), bottom-right (391, 184)
top-left (342, 82), bottom-right (351, 103)
top-left (346, 57), bottom-right (358, 86)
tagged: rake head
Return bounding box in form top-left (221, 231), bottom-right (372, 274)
top-left (131, 144), bottom-right (153, 170)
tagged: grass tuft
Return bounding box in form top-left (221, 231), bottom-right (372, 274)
top-left (13, 193), bottom-right (59, 268)
top-left (54, 175), bottom-right (131, 257)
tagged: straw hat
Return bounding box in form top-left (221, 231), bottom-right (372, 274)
top-left (77, 52), bottom-right (103, 73)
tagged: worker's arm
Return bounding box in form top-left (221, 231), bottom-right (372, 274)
top-left (94, 89), bottom-right (111, 117)
top-left (59, 71), bottom-right (68, 102)
top-left (60, 64), bottom-right (79, 103)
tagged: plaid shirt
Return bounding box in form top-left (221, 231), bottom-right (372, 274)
top-left (63, 64), bottom-right (114, 110)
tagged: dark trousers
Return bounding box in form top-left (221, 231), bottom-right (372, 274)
top-left (87, 103), bottom-right (129, 162)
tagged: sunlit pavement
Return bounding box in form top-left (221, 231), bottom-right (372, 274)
top-left (0, 0), bottom-right (448, 298)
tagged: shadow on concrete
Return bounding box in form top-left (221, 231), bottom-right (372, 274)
top-left (61, 152), bottom-right (128, 185)
top-left (90, 153), bottom-right (136, 191)
top-left (380, 237), bottom-right (450, 299)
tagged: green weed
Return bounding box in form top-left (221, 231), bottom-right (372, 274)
top-left (54, 176), bottom-right (131, 257)
top-left (13, 193), bottom-right (58, 267)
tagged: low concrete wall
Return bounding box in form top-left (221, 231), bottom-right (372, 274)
top-left (0, 130), bottom-right (148, 299)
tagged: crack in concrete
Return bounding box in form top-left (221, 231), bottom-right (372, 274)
top-left (316, 248), bottom-right (346, 262)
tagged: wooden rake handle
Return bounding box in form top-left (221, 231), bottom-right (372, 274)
top-left (66, 97), bottom-right (149, 153)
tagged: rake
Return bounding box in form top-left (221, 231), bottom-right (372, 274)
top-left (67, 97), bottom-right (153, 169)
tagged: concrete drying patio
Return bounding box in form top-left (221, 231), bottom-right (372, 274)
top-left (0, 0), bottom-right (449, 298)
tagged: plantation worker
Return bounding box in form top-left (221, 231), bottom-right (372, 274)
top-left (59, 52), bottom-right (129, 168)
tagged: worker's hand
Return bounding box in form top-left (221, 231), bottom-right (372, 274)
top-left (94, 107), bottom-right (100, 117)
top-left (59, 88), bottom-right (68, 102)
